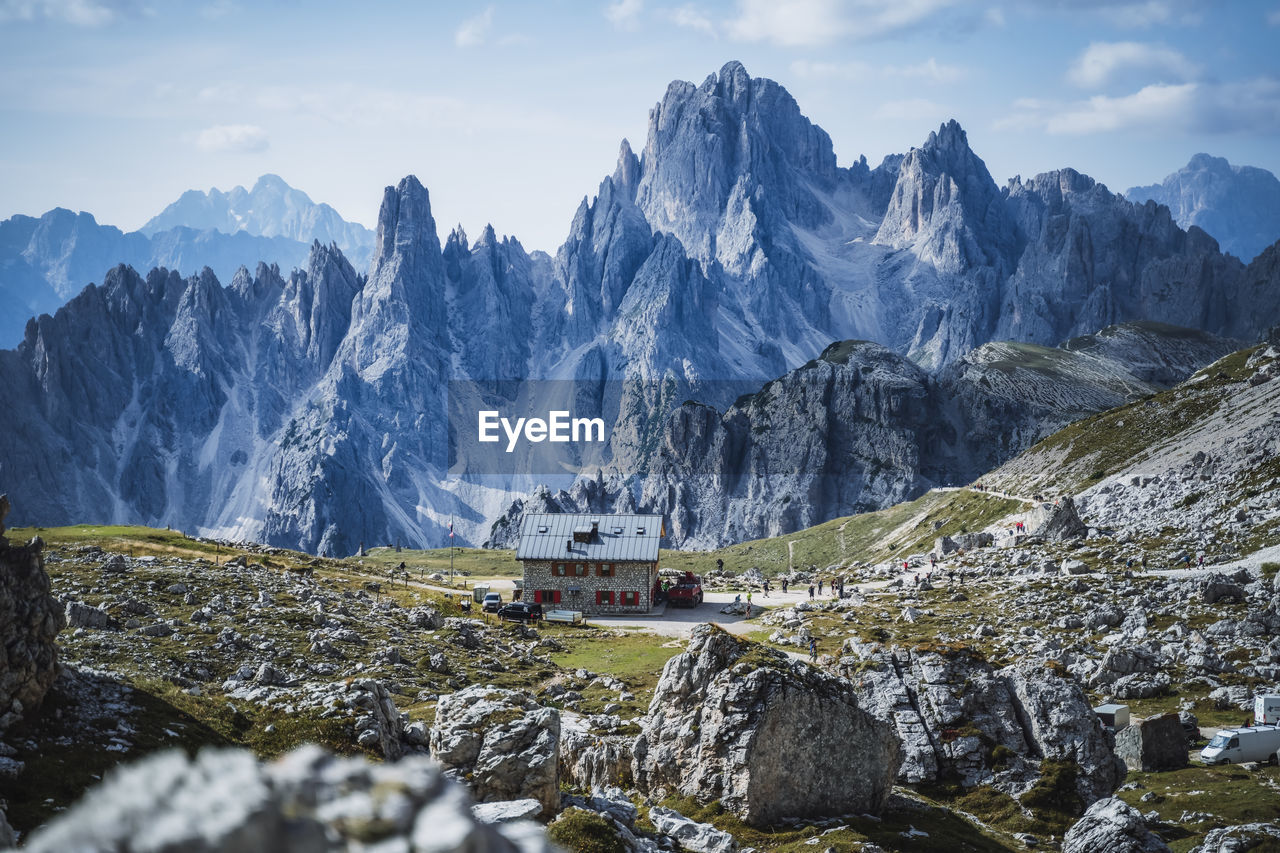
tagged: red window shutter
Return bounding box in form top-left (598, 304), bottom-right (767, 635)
top-left (554, 590), bottom-right (562, 604)
top-left (596, 590), bottom-right (602, 605)
top-left (533, 591), bottom-right (541, 604)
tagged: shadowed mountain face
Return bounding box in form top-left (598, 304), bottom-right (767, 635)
top-left (2, 62), bottom-right (1278, 555)
top-left (1127, 154), bottom-right (1280, 263)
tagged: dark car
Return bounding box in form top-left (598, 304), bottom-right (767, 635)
top-left (497, 602), bottom-right (544, 622)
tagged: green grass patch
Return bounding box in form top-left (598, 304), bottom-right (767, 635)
top-left (549, 808), bottom-right (628, 853)
top-left (1116, 763), bottom-right (1280, 852)
top-left (657, 490), bottom-right (1025, 577)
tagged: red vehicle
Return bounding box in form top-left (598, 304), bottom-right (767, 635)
top-left (666, 572), bottom-right (704, 608)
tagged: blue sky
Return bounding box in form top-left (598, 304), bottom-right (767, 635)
top-left (1, 0), bottom-right (1278, 253)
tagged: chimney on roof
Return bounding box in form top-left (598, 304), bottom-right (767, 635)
top-left (566, 539), bottom-right (572, 553)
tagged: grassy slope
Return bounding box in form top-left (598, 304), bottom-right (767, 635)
top-left (986, 345), bottom-right (1266, 496)
top-left (659, 491), bottom-right (1026, 576)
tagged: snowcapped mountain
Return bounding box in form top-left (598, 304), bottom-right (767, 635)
top-left (141, 174), bottom-right (374, 270)
top-left (2, 62), bottom-right (1279, 555)
top-left (1126, 154), bottom-right (1280, 263)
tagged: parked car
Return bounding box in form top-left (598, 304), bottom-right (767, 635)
top-left (667, 572), bottom-right (703, 608)
top-left (482, 592), bottom-right (503, 613)
top-left (497, 601), bottom-right (543, 622)
top-left (1200, 724), bottom-right (1280, 765)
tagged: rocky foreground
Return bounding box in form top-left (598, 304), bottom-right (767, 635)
top-left (1, 342), bottom-right (1280, 851)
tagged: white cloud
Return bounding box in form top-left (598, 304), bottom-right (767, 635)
top-left (1067, 41), bottom-right (1198, 89)
top-left (728, 0), bottom-right (963, 46)
top-left (1268, 7), bottom-right (1280, 26)
top-left (606, 0), bottom-right (643, 29)
top-left (0, 0), bottom-right (119, 25)
top-left (996, 78), bottom-right (1280, 136)
top-left (195, 124), bottom-right (269, 153)
top-left (1048, 83), bottom-right (1194, 133)
top-left (455, 6), bottom-right (494, 47)
top-left (667, 3), bottom-right (715, 35)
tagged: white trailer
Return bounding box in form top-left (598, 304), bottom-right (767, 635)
top-left (1200, 724), bottom-right (1280, 765)
top-left (1255, 694), bottom-right (1280, 725)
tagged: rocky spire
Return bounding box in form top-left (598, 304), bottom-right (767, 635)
top-left (874, 119), bottom-right (1021, 274)
top-left (613, 139), bottom-right (641, 203)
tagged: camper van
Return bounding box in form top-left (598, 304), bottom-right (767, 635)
top-left (1200, 724), bottom-right (1280, 765)
top-left (1256, 694), bottom-right (1280, 725)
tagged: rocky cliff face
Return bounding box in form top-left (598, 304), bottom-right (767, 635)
top-left (492, 325), bottom-right (1236, 549)
top-left (2, 62), bottom-right (1279, 554)
top-left (841, 645), bottom-right (1123, 809)
top-left (0, 496), bottom-right (65, 731)
top-left (1127, 153), bottom-right (1280, 263)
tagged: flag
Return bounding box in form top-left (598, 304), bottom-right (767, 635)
top-left (449, 520), bottom-right (454, 538)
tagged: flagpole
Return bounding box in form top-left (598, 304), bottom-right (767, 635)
top-left (449, 515), bottom-right (454, 588)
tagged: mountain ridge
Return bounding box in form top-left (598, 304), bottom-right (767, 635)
top-left (2, 61), bottom-right (1279, 555)
top-left (1127, 153), bottom-right (1280, 263)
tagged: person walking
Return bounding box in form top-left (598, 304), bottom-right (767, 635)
top-left (809, 637), bottom-right (818, 662)
top-left (808, 584), bottom-right (815, 600)
top-left (762, 579), bottom-right (770, 597)
top-left (782, 577), bottom-right (789, 594)
top-left (745, 590), bottom-right (753, 613)
top-left (817, 578), bottom-right (824, 596)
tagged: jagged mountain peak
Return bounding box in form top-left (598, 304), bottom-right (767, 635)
top-left (371, 175), bottom-right (440, 272)
top-left (636, 60), bottom-right (840, 254)
top-left (613, 139), bottom-right (641, 202)
top-left (922, 118), bottom-right (968, 153)
top-left (874, 117), bottom-right (1018, 274)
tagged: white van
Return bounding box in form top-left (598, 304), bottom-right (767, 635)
top-left (1200, 725), bottom-right (1280, 765)
top-left (1255, 694), bottom-right (1280, 725)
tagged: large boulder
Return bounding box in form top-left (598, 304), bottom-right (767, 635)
top-left (1191, 822), bottom-right (1280, 852)
top-left (21, 744), bottom-right (554, 853)
top-left (64, 601), bottom-right (116, 631)
top-left (1115, 714), bottom-right (1188, 773)
top-left (1062, 797), bottom-right (1171, 853)
top-left (648, 806), bottom-right (736, 853)
top-left (0, 497), bottom-right (65, 731)
top-left (632, 624), bottom-right (900, 826)
top-left (431, 686), bottom-right (561, 817)
top-left (841, 645), bottom-right (1123, 808)
top-left (1025, 497), bottom-right (1088, 540)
